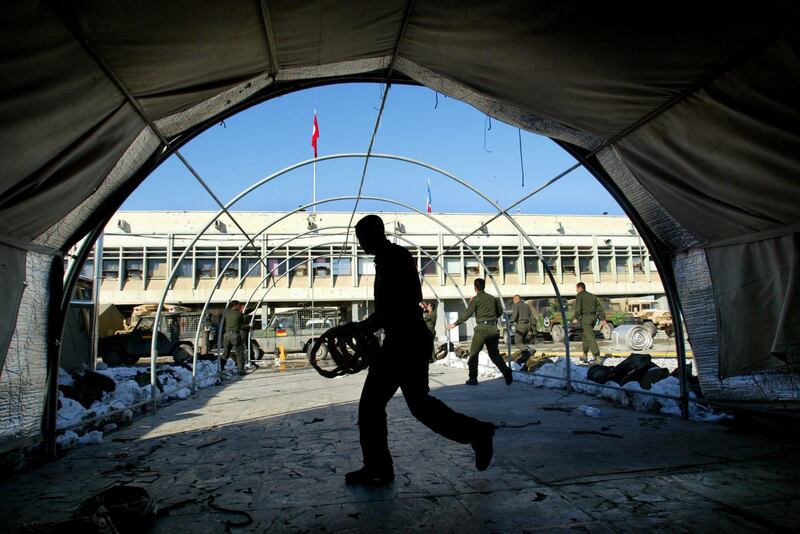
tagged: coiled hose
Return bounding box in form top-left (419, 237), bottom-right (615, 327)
top-left (308, 324), bottom-right (379, 378)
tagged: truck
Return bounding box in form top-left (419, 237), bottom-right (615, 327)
top-left (98, 313), bottom-right (196, 366)
top-left (250, 307), bottom-right (341, 359)
top-left (625, 299), bottom-right (674, 338)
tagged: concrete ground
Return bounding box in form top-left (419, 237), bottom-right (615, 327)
top-left (1, 365), bottom-right (798, 532)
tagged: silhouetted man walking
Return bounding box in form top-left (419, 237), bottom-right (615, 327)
top-left (346, 215), bottom-right (495, 486)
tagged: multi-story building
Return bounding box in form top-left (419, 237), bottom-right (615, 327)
top-left (75, 211), bottom-right (664, 334)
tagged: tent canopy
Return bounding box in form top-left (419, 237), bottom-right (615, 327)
top-left (1, 0), bottom-right (799, 450)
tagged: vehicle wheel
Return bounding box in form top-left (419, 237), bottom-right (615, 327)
top-left (170, 345), bottom-right (192, 364)
top-left (550, 324), bottom-right (565, 343)
top-left (542, 313), bottom-right (552, 329)
top-left (124, 354), bottom-right (140, 365)
top-left (601, 322), bottom-right (615, 340)
top-left (643, 320), bottom-right (657, 338)
top-left (665, 326), bottom-right (675, 338)
top-left (102, 349), bottom-right (124, 366)
top-left (307, 340), bottom-right (329, 361)
top-left (250, 342), bottom-right (263, 361)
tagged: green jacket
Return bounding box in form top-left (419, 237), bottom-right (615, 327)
top-left (423, 308), bottom-right (437, 336)
top-left (510, 300), bottom-right (532, 324)
top-left (223, 307), bottom-right (245, 333)
top-left (574, 291), bottom-right (605, 322)
top-left (455, 290), bottom-right (503, 325)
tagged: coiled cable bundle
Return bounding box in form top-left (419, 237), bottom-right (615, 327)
top-left (309, 324), bottom-right (379, 378)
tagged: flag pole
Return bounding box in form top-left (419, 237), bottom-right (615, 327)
top-left (313, 158), bottom-right (316, 213)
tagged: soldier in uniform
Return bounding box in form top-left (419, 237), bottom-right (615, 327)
top-left (574, 282), bottom-right (606, 364)
top-left (447, 279), bottom-right (513, 386)
top-left (221, 300), bottom-right (247, 374)
top-left (346, 215), bottom-right (496, 486)
top-left (510, 294), bottom-right (533, 347)
top-left (422, 301), bottom-right (438, 361)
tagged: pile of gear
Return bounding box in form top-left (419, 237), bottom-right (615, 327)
top-left (587, 354), bottom-right (701, 395)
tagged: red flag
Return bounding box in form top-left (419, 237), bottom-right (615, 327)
top-left (311, 112), bottom-right (320, 157)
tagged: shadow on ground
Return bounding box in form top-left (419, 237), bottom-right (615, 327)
top-left (1, 366), bottom-right (798, 532)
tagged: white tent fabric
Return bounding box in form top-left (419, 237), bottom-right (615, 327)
top-left (1, 0), bottom-right (799, 449)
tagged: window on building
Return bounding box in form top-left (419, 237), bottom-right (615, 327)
top-left (171, 246), bottom-right (192, 277)
top-left (195, 249), bottom-right (216, 279)
top-left (124, 258), bottom-right (143, 280)
top-left (289, 257), bottom-right (308, 277)
top-left (578, 246), bottom-right (593, 274)
top-left (464, 257), bottom-right (481, 277)
top-left (80, 260), bottom-right (94, 279)
top-left (523, 255), bottom-right (539, 275)
top-left (597, 245), bottom-right (613, 272)
top-left (242, 257), bottom-right (262, 277)
top-left (217, 247), bottom-right (239, 278)
top-left (444, 256), bottom-right (460, 275)
top-left (540, 246), bottom-right (558, 274)
top-left (503, 256), bottom-right (518, 274)
top-left (146, 258), bottom-right (168, 279)
top-left (483, 247), bottom-right (500, 275)
top-left (102, 259), bottom-right (119, 279)
top-left (267, 257), bottom-right (287, 277)
top-left (561, 255), bottom-right (576, 274)
top-left (615, 247), bottom-right (630, 273)
top-left (420, 247), bottom-right (438, 275)
top-left (357, 256), bottom-right (375, 275)
top-left (312, 256), bottom-right (331, 277)
top-left (333, 258), bottom-right (351, 276)
top-left (484, 257), bottom-right (499, 275)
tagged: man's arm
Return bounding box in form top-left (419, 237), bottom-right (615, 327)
top-left (510, 304), bottom-right (519, 323)
top-left (574, 294), bottom-right (583, 319)
top-left (594, 296), bottom-right (606, 321)
top-left (495, 297), bottom-right (504, 319)
top-left (448, 298), bottom-right (475, 328)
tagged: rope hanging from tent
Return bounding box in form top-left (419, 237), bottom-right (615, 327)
top-left (308, 324), bottom-right (380, 378)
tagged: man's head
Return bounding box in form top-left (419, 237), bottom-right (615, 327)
top-left (512, 294), bottom-right (521, 303)
top-left (426, 302), bottom-right (434, 313)
top-left (355, 215), bottom-right (387, 254)
top-left (230, 300), bottom-right (241, 310)
top-left (576, 282), bottom-right (586, 293)
top-left (474, 278), bottom-right (486, 292)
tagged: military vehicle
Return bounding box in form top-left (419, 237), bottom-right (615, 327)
top-left (98, 314), bottom-right (195, 366)
top-left (626, 299), bottom-right (674, 337)
top-left (597, 297), bottom-right (641, 339)
top-left (251, 307), bottom-right (340, 359)
top-left (527, 298), bottom-right (583, 343)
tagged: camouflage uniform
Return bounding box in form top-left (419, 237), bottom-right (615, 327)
top-left (423, 306), bottom-right (438, 360)
top-left (455, 291), bottom-right (512, 383)
top-left (510, 300), bottom-right (533, 347)
top-left (222, 306), bottom-right (245, 373)
top-left (574, 290), bottom-right (605, 359)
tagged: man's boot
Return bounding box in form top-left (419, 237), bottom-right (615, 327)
top-left (465, 378), bottom-right (478, 385)
top-left (345, 466), bottom-right (395, 486)
top-left (471, 423), bottom-right (495, 471)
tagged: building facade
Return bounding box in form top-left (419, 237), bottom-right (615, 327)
top-left (76, 211), bottom-right (664, 330)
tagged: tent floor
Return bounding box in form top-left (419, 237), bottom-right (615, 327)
top-left (1, 366), bottom-right (798, 532)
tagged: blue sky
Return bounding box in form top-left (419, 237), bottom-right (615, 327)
top-left (123, 83), bottom-right (622, 215)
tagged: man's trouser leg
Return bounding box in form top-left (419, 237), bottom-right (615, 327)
top-left (467, 330), bottom-right (486, 381)
top-left (514, 324), bottom-right (529, 347)
top-left (222, 332), bottom-right (234, 367)
top-left (481, 325), bottom-right (510, 374)
top-left (358, 358), bottom-right (400, 474)
top-left (389, 330), bottom-right (489, 445)
top-left (581, 319), bottom-right (599, 357)
top-left (233, 335), bottom-right (245, 372)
